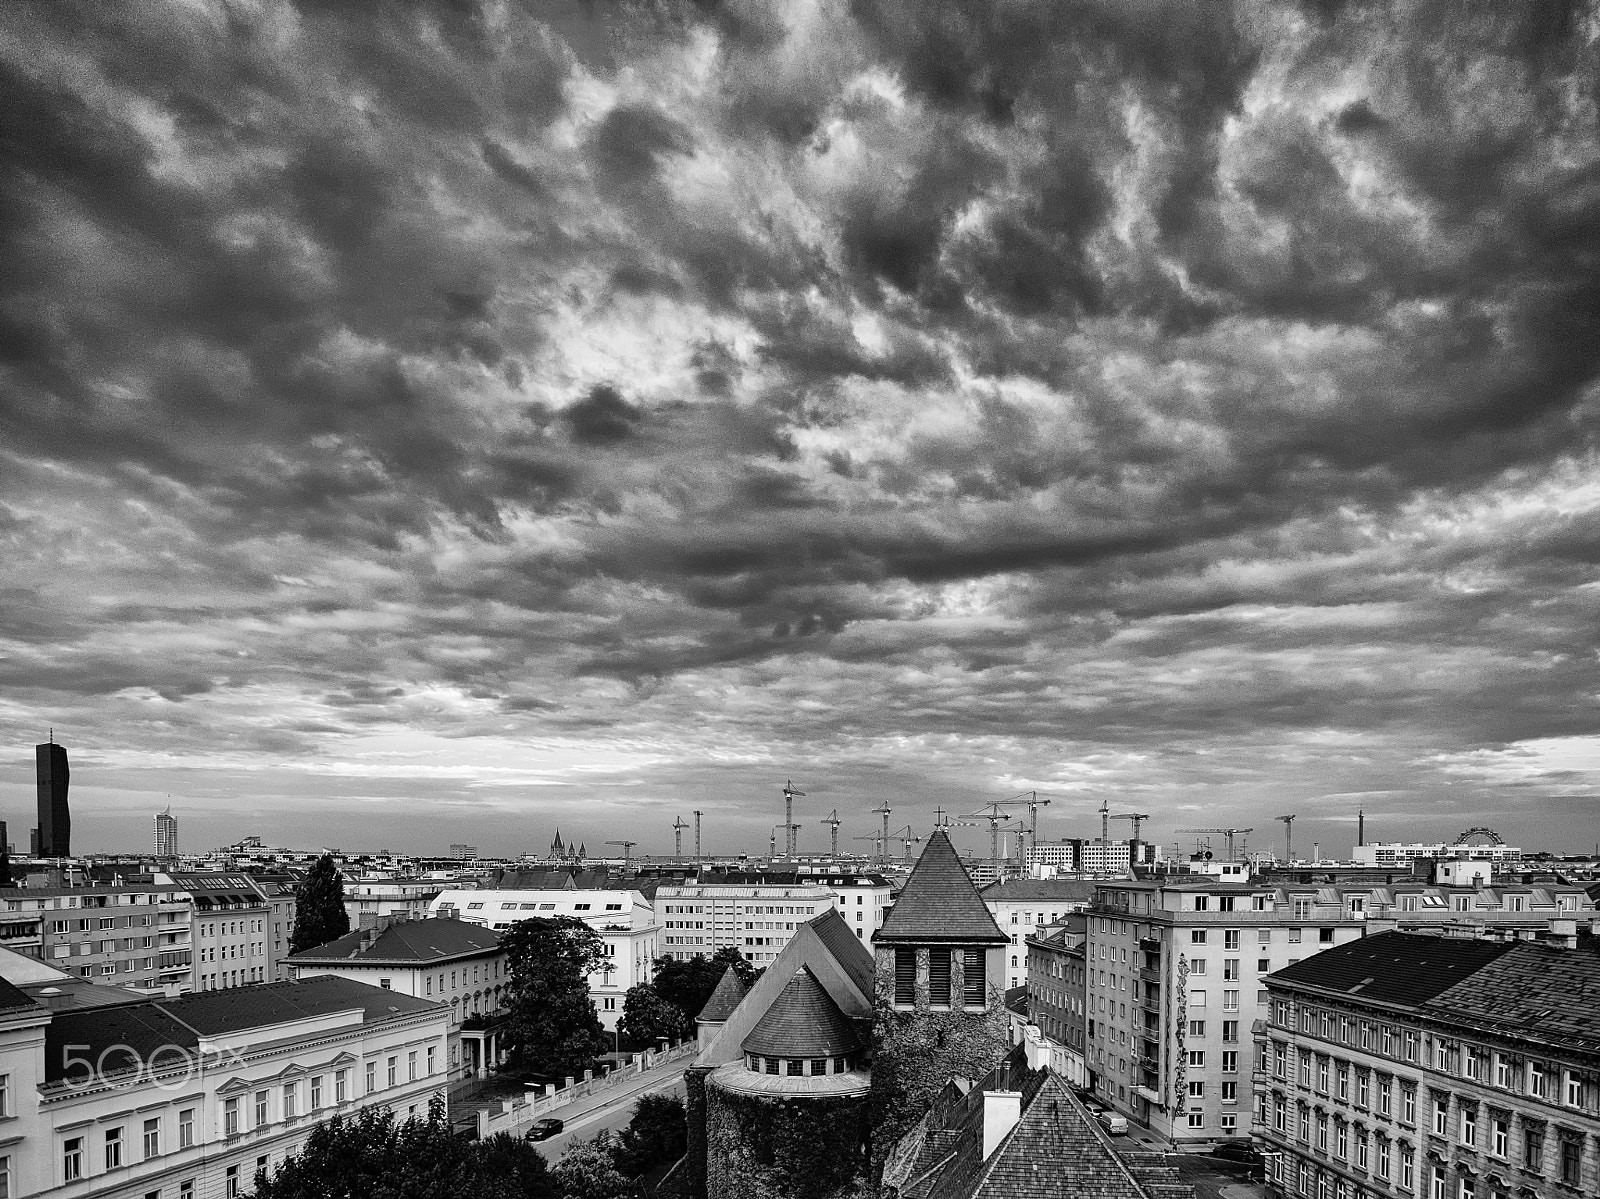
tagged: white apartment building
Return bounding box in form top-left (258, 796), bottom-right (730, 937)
top-left (652, 878), bottom-right (838, 965)
top-left (1, 974), bottom-right (449, 1199)
top-left (342, 876), bottom-right (443, 928)
top-left (1350, 840), bottom-right (1524, 868)
top-left (980, 878), bottom-right (1096, 990)
top-left (288, 916), bottom-right (505, 1079)
top-left (1086, 878), bottom-right (1368, 1144)
top-left (429, 888), bottom-right (657, 1030)
top-left (1081, 839), bottom-right (1133, 876)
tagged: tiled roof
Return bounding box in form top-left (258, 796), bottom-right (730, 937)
top-left (157, 974), bottom-right (442, 1036)
top-left (1423, 940), bottom-right (1600, 1054)
top-left (979, 879), bottom-right (1097, 903)
top-left (697, 965), bottom-right (749, 1023)
top-left (1268, 930), bottom-right (1517, 1008)
top-left (807, 905), bottom-right (877, 997)
top-left (875, 831), bottom-right (1008, 945)
top-left (290, 917), bottom-right (500, 964)
top-left (741, 966), bottom-right (863, 1058)
top-left (891, 1047), bottom-right (1186, 1199)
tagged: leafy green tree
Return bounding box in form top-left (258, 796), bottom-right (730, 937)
top-left (710, 945), bottom-right (759, 988)
top-left (616, 983), bottom-right (690, 1049)
top-left (289, 854), bottom-right (350, 954)
top-left (501, 915), bottom-right (609, 1076)
top-left (551, 1131), bottom-right (632, 1199)
top-left (614, 1092), bottom-right (687, 1178)
top-left (249, 1096), bottom-right (556, 1199)
top-left (649, 946), bottom-right (758, 1023)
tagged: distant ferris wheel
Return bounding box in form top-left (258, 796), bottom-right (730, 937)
top-left (1452, 826), bottom-right (1505, 847)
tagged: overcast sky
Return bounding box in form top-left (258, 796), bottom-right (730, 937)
top-left (2, 0), bottom-right (1598, 860)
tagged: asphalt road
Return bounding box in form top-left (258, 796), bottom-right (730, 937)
top-left (527, 1062), bottom-right (689, 1162)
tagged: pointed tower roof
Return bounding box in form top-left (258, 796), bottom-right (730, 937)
top-left (551, 829), bottom-right (564, 854)
top-left (697, 965), bottom-right (750, 1023)
top-left (875, 830), bottom-right (1008, 945)
top-left (741, 965), bottom-right (863, 1059)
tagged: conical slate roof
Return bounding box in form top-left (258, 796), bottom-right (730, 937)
top-left (697, 965), bottom-right (749, 1023)
top-left (875, 830), bottom-right (1008, 945)
top-left (741, 966), bottom-right (863, 1058)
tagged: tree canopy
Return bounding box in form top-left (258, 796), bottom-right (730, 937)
top-left (249, 1096), bottom-right (555, 1199)
top-left (550, 1131), bottom-right (631, 1199)
top-left (614, 1092), bottom-right (687, 1178)
top-left (288, 853), bottom-right (350, 955)
top-left (616, 983), bottom-right (691, 1049)
top-left (501, 915), bottom-right (609, 1077)
top-left (649, 946), bottom-right (758, 1023)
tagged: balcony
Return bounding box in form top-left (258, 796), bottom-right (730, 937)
top-left (1139, 937), bottom-right (1161, 953)
top-left (1139, 966), bottom-right (1161, 984)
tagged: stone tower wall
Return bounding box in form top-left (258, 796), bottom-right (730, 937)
top-left (704, 1075), bottom-right (871, 1199)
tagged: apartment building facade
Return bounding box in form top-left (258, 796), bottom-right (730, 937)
top-left (0, 885), bottom-right (194, 994)
top-left (1024, 914), bottom-right (1088, 1057)
top-left (156, 874), bottom-right (275, 992)
top-left (429, 887), bottom-right (657, 1029)
top-left (1, 974), bottom-right (450, 1199)
top-left (1257, 928), bottom-right (1600, 1199)
top-left (981, 877), bottom-right (1096, 990)
top-left (1087, 878), bottom-right (1369, 1144)
top-left (652, 879), bottom-right (838, 965)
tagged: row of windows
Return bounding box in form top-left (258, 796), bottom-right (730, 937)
top-left (1266, 1099), bottom-right (1587, 1192)
top-left (744, 1053), bottom-right (854, 1076)
top-left (1275, 1004), bottom-right (1593, 1109)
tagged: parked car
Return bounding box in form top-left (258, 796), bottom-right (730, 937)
top-left (1211, 1140), bottom-right (1263, 1165)
top-left (526, 1117), bottom-right (564, 1141)
top-left (1097, 1110), bottom-right (1129, 1135)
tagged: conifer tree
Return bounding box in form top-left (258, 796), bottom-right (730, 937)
top-left (289, 853), bottom-right (350, 954)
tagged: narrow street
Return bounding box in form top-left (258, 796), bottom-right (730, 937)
top-left (528, 1061), bottom-right (690, 1160)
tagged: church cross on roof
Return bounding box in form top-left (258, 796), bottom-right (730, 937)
top-left (875, 829), bottom-right (1008, 945)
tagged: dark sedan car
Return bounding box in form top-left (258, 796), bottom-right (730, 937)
top-left (1211, 1140), bottom-right (1264, 1165)
top-left (526, 1117), bottom-right (565, 1141)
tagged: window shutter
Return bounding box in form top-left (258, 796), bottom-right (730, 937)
top-left (894, 948), bottom-right (916, 1004)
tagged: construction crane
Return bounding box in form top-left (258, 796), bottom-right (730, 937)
top-left (1277, 814), bottom-right (1297, 864)
top-left (890, 824), bottom-right (921, 864)
top-left (672, 817), bottom-right (689, 859)
top-left (1175, 827), bottom-right (1255, 861)
top-left (604, 839), bottom-right (637, 867)
top-left (782, 780), bottom-right (806, 856)
top-left (820, 810), bottom-right (843, 857)
top-left (769, 824), bottom-right (788, 859)
top-left (993, 791), bottom-right (1051, 866)
top-left (1113, 812), bottom-right (1152, 842)
top-left (852, 834), bottom-right (883, 861)
top-left (870, 802), bottom-right (893, 864)
top-left (693, 810), bottom-right (703, 862)
top-left (957, 802), bottom-right (1014, 863)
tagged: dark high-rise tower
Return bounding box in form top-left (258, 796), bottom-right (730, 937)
top-left (36, 741), bottom-right (70, 857)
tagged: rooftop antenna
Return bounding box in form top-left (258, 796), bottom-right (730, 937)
top-left (782, 780), bottom-right (806, 857)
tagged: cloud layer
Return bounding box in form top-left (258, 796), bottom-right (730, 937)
top-left (2, 0), bottom-right (1598, 856)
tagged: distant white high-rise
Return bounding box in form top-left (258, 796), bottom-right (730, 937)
top-left (154, 806), bottom-right (178, 858)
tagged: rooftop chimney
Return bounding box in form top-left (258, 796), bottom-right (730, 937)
top-left (982, 1090), bottom-right (1022, 1159)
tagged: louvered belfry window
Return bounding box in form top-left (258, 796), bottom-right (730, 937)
top-left (964, 948), bottom-right (985, 1005)
top-left (928, 949), bottom-right (953, 1006)
top-left (894, 948), bottom-right (916, 1004)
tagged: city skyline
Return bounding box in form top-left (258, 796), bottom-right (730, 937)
top-left (2, 3), bottom-right (1598, 858)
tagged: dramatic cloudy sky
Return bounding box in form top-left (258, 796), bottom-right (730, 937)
top-left (3, 0), bottom-right (1598, 859)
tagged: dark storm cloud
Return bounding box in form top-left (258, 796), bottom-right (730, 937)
top-left (3, 0), bottom-right (1598, 851)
